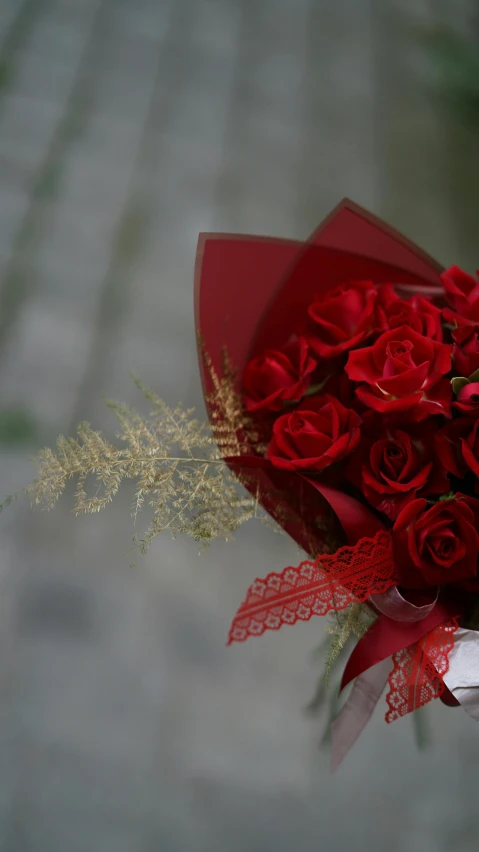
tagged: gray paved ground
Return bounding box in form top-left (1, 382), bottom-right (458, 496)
top-left (0, 0), bottom-right (478, 849)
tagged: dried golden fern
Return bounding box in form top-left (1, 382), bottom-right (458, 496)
top-left (0, 353), bottom-right (340, 572)
top-left (201, 345), bottom-right (263, 456)
top-left (0, 367), bottom-right (285, 558)
top-left (11, 376), bottom-right (262, 552)
top-left (305, 602), bottom-right (376, 733)
top-left (323, 603), bottom-right (377, 684)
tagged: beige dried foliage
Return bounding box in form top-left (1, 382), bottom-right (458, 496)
top-left (324, 602), bottom-right (377, 684)
top-left (0, 365), bottom-right (286, 557)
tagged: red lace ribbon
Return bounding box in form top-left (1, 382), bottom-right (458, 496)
top-left (385, 617), bottom-right (459, 722)
top-left (228, 530), bottom-right (395, 644)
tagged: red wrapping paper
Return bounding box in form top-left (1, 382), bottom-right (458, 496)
top-left (194, 198), bottom-right (445, 556)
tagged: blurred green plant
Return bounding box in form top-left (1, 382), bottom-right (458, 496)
top-left (306, 635), bottom-right (346, 749)
top-left (0, 408), bottom-right (38, 446)
top-left (0, 59), bottom-right (11, 91)
top-left (0, 0), bottom-right (46, 97)
top-left (426, 26), bottom-right (479, 127)
top-left (412, 704), bottom-right (431, 750)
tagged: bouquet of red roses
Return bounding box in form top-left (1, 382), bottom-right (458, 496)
top-left (13, 199), bottom-right (479, 770)
top-left (196, 199), bottom-right (479, 768)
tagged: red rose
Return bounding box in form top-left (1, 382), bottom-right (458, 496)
top-left (452, 325), bottom-right (479, 377)
top-left (348, 425), bottom-right (448, 521)
top-left (437, 417), bottom-right (479, 486)
top-left (435, 418), bottom-right (472, 478)
top-left (442, 265), bottom-right (479, 323)
top-left (307, 280), bottom-right (386, 359)
top-left (382, 291), bottom-right (443, 341)
top-left (345, 325), bottom-right (452, 420)
top-left (454, 382), bottom-right (479, 414)
top-left (242, 337), bottom-right (316, 414)
top-left (393, 496), bottom-right (479, 589)
top-left (267, 396), bottom-right (361, 472)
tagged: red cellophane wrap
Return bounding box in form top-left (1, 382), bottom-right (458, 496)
top-left (195, 199), bottom-right (457, 729)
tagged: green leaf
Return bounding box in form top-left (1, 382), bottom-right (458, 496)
top-left (303, 377), bottom-right (333, 397)
top-left (451, 376), bottom-right (469, 394)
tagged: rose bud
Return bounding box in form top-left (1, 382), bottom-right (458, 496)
top-left (393, 496), bottom-right (479, 589)
top-left (242, 337), bottom-right (316, 414)
top-left (454, 382), bottom-right (479, 415)
top-left (307, 280), bottom-right (386, 359)
top-left (345, 325), bottom-right (452, 421)
top-left (267, 396), bottom-right (361, 472)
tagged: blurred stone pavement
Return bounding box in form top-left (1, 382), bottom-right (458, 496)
top-left (0, 0), bottom-right (478, 849)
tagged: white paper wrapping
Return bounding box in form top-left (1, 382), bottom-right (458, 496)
top-left (442, 628), bottom-right (479, 721)
top-left (330, 657), bottom-right (393, 772)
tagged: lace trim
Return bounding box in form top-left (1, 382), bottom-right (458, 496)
top-left (385, 618), bottom-right (459, 722)
top-left (228, 530), bottom-right (394, 644)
